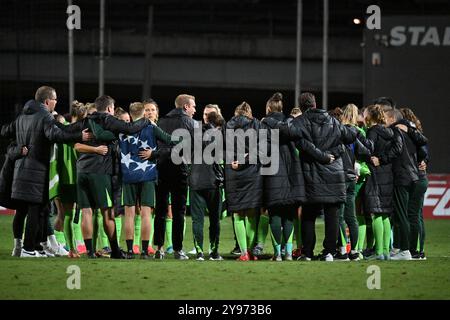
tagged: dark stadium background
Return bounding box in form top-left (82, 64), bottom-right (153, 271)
top-left (0, 0), bottom-right (449, 171)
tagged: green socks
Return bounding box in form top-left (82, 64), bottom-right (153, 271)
top-left (233, 214), bottom-right (247, 254)
top-left (245, 215), bottom-right (257, 250)
top-left (356, 215), bottom-right (366, 251)
top-left (283, 219), bottom-right (294, 256)
top-left (63, 210), bottom-right (75, 250)
top-left (73, 210), bottom-right (84, 245)
top-left (372, 214), bottom-right (392, 256)
top-left (149, 214), bottom-right (154, 248)
top-left (133, 215), bottom-right (141, 246)
top-left (366, 215), bottom-right (374, 249)
top-left (115, 216), bottom-right (122, 245)
top-left (372, 214), bottom-right (384, 255)
top-left (382, 215), bottom-right (391, 255)
top-left (98, 212), bottom-right (109, 249)
top-left (165, 218), bottom-right (173, 249)
top-left (54, 230), bottom-right (66, 246)
top-left (269, 215), bottom-right (282, 252)
top-left (256, 214), bottom-right (269, 247)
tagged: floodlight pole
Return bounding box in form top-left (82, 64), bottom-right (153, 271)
top-left (68, 0), bottom-right (74, 111)
top-left (322, 0), bottom-right (329, 109)
top-left (99, 0), bottom-right (105, 96)
top-left (295, 0), bottom-right (303, 107)
top-left (142, 5), bottom-right (154, 100)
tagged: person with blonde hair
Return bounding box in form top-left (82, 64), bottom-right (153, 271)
top-left (225, 101), bottom-right (263, 261)
top-left (334, 104), bottom-right (373, 261)
top-left (120, 102), bottom-right (169, 259)
top-left (362, 105), bottom-right (400, 260)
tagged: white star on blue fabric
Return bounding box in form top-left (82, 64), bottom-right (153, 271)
top-left (140, 140), bottom-right (150, 149)
top-left (133, 160), bottom-right (152, 172)
top-left (121, 152), bottom-right (135, 169)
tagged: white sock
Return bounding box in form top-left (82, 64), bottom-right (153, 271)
top-left (350, 250), bottom-right (358, 255)
top-left (340, 246), bottom-right (347, 255)
top-left (14, 238), bottom-right (22, 249)
top-left (47, 235), bottom-right (59, 248)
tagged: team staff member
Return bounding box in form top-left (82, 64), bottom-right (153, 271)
top-left (153, 94), bottom-right (198, 260)
top-left (1, 86), bottom-right (91, 257)
top-left (278, 93), bottom-right (358, 261)
top-left (189, 104), bottom-right (225, 261)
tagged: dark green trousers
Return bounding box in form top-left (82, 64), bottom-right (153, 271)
top-left (190, 188), bottom-right (222, 253)
top-left (393, 182), bottom-right (418, 251)
top-left (409, 176), bottom-right (428, 253)
top-left (338, 180), bottom-right (358, 250)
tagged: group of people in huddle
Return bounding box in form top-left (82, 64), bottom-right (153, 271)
top-left (0, 85), bottom-right (429, 262)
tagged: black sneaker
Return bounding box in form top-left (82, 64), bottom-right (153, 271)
top-left (87, 253), bottom-right (97, 259)
top-left (111, 249), bottom-right (127, 259)
top-left (252, 245), bottom-right (264, 257)
top-left (140, 253), bottom-right (150, 260)
top-left (333, 252), bottom-right (350, 261)
top-left (154, 249), bottom-right (165, 260)
top-left (420, 252), bottom-right (427, 260)
top-left (317, 252), bottom-right (334, 262)
top-left (230, 246), bottom-right (241, 256)
top-left (362, 248), bottom-right (375, 258)
top-left (209, 251), bottom-right (224, 261)
top-left (196, 252), bottom-right (205, 261)
top-left (297, 255), bottom-right (312, 261)
top-left (411, 250), bottom-right (422, 260)
top-left (348, 251), bottom-right (360, 261)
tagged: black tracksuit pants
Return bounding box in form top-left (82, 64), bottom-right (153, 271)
top-left (22, 202), bottom-right (49, 251)
top-left (154, 169), bottom-right (188, 251)
top-left (301, 203), bottom-right (340, 258)
top-left (190, 188), bottom-right (222, 253)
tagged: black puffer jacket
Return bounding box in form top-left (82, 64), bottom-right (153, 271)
top-left (1, 100), bottom-right (82, 204)
top-left (285, 108), bottom-right (358, 204)
top-left (157, 108), bottom-right (199, 178)
top-left (224, 115), bottom-right (263, 211)
top-left (363, 125), bottom-right (400, 214)
top-left (390, 119), bottom-right (428, 186)
top-left (189, 122), bottom-right (224, 191)
top-left (0, 142), bottom-right (24, 209)
top-left (260, 112), bottom-right (305, 207)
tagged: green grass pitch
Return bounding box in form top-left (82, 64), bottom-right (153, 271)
top-left (0, 214), bottom-right (449, 299)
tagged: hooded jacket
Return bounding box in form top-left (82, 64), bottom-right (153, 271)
top-left (224, 115), bottom-right (263, 211)
top-left (390, 119), bottom-right (428, 186)
top-left (287, 108), bottom-right (358, 204)
top-left (0, 100), bottom-right (82, 203)
top-left (0, 142), bottom-right (24, 209)
top-left (363, 124), bottom-right (399, 214)
top-left (188, 122), bottom-right (224, 191)
top-left (260, 112), bottom-right (305, 207)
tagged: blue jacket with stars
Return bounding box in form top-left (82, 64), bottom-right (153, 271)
top-left (119, 124), bottom-right (158, 184)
